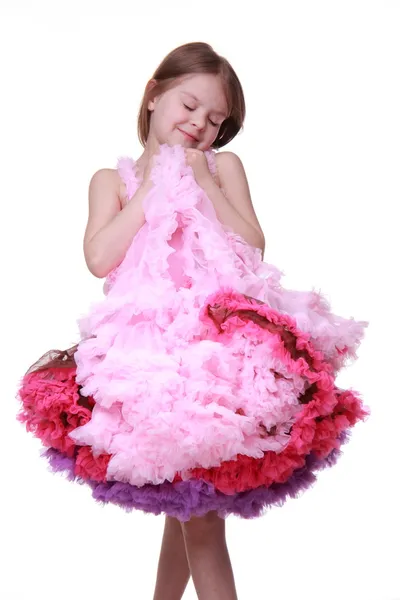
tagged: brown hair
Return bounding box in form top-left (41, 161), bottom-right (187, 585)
top-left (137, 42), bottom-right (246, 149)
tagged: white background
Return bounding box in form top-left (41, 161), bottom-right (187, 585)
top-left (1, 1), bottom-right (399, 599)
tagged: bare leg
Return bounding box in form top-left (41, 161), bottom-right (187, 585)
top-left (152, 516), bottom-right (191, 600)
top-left (182, 511), bottom-right (238, 600)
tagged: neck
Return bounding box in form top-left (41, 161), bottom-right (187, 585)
top-left (136, 134), bottom-right (161, 175)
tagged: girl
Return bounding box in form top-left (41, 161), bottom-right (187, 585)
top-left (17, 42), bottom-right (369, 600)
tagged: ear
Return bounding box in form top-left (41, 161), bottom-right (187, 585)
top-left (146, 79), bottom-right (158, 112)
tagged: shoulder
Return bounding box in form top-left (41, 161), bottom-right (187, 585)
top-left (214, 151), bottom-right (265, 245)
top-left (89, 168), bottom-right (119, 188)
top-left (215, 151), bottom-right (246, 176)
top-left (214, 151), bottom-right (250, 191)
top-left (89, 168), bottom-right (126, 206)
top-left (214, 151), bottom-right (251, 197)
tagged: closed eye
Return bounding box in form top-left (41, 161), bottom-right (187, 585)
top-left (184, 103), bottom-right (219, 127)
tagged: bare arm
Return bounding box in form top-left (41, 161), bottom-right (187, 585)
top-left (202, 152), bottom-right (265, 256)
top-left (83, 168), bottom-right (152, 278)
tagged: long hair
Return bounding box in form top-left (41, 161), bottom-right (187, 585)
top-left (137, 42), bottom-right (246, 149)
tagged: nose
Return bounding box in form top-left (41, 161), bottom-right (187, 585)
top-left (191, 111), bottom-right (206, 131)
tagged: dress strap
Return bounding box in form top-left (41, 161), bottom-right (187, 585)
top-left (205, 149), bottom-right (218, 179)
top-left (117, 150), bottom-right (217, 200)
top-left (116, 156), bottom-right (138, 201)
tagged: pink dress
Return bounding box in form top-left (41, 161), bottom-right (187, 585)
top-left (17, 144), bottom-right (368, 520)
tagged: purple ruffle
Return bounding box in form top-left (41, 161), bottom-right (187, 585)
top-left (42, 431), bottom-right (350, 521)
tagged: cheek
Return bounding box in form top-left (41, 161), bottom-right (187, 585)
top-left (173, 107), bottom-right (189, 125)
top-left (156, 102), bottom-right (181, 130)
top-left (205, 126), bottom-right (219, 145)
top-left (198, 132), bottom-right (215, 151)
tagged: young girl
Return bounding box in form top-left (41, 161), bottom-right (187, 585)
top-left (17, 42), bottom-right (369, 600)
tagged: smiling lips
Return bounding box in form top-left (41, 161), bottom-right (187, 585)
top-left (178, 129), bottom-right (198, 142)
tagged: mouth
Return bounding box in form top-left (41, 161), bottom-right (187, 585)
top-left (178, 129), bottom-right (199, 143)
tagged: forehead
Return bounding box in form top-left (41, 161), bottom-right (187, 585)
top-left (173, 73), bottom-right (228, 114)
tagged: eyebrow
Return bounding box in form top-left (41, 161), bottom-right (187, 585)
top-left (181, 91), bottom-right (227, 118)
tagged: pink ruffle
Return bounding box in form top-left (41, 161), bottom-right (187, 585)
top-left (64, 144), bottom-right (367, 488)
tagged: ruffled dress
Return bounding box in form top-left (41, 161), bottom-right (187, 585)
top-left (17, 144), bottom-right (369, 520)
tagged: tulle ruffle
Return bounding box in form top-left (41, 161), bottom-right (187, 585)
top-left (17, 289), bottom-right (368, 497)
top-left (42, 430), bottom-right (348, 521)
top-left (67, 145), bottom-right (367, 487)
top-left (16, 144), bottom-right (368, 519)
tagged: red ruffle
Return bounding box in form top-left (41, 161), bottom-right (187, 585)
top-left (17, 367), bottom-right (94, 457)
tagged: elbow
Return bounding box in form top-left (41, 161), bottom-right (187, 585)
top-left (86, 256), bottom-right (108, 279)
top-left (90, 264), bottom-right (109, 279)
top-left (84, 243), bottom-right (109, 279)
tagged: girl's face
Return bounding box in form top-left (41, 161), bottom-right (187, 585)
top-left (147, 73), bottom-right (229, 151)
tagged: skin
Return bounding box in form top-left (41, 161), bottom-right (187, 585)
top-left (152, 512), bottom-right (238, 600)
top-left (83, 72), bottom-right (266, 599)
top-left (136, 73), bottom-right (265, 256)
top-left (141, 72), bottom-right (228, 158)
top-left (83, 73), bottom-right (264, 278)
top-left (145, 73), bottom-right (241, 600)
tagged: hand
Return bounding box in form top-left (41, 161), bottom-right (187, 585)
top-left (185, 149), bottom-right (213, 188)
